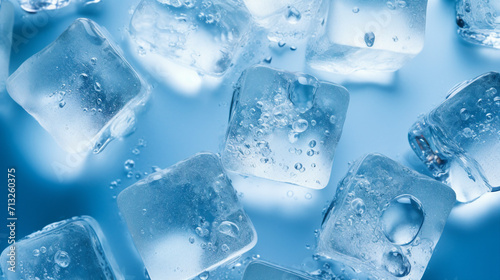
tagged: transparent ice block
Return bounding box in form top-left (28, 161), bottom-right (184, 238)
top-left (306, 0), bottom-right (428, 74)
top-left (17, 0), bottom-right (101, 12)
top-left (7, 18), bottom-right (150, 154)
top-left (318, 154), bottom-right (455, 280)
top-left (409, 72), bottom-right (500, 203)
top-left (0, 0), bottom-right (14, 91)
top-left (129, 0), bottom-right (253, 76)
top-left (222, 65), bottom-right (349, 189)
top-left (243, 261), bottom-right (315, 280)
top-left (117, 152), bottom-right (257, 280)
top-left (456, 0), bottom-right (500, 48)
top-left (0, 216), bottom-right (122, 280)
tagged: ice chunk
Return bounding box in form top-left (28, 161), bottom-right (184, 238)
top-left (17, 0), bottom-right (100, 12)
top-left (221, 65), bottom-right (349, 189)
top-left (318, 154), bottom-right (455, 280)
top-left (0, 216), bottom-right (122, 280)
top-left (117, 152), bottom-right (257, 280)
top-left (0, 0), bottom-right (14, 91)
top-left (243, 0), bottom-right (322, 43)
top-left (243, 261), bottom-right (315, 280)
top-left (306, 0), bottom-right (428, 73)
top-left (409, 72), bottom-right (500, 202)
top-left (129, 0), bottom-right (253, 76)
top-left (456, 0), bottom-right (500, 48)
top-left (6, 18), bottom-right (150, 154)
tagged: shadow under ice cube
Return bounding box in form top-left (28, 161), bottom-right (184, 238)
top-left (117, 152), bottom-right (257, 280)
top-left (318, 154), bottom-right (455, 280)
top-left (0, 0), bottom-right (14, 91)
top-left (0, 216), bottom-right (122, 280)
top-left (6, 18), bottom-right (150, 154)
top-left (409, 72), bottom-right (500, 203)
top-left (222, 65), bottom-right (349, 189)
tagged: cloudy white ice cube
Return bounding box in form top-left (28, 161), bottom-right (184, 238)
top-left (409, 72), bottom-right (500, 202)
top-left (117, 153), bottom-right (257, 280)
top-left (0, 0), bottom-right (14, 91)
top-left (222, 65), bottom-right (349, 189)
top-left (318, 154), bottom-right (455, 280)
top-left (6, 18), bottom-right (149, 154)
top-left (0, 216), bottom-right (122, 280)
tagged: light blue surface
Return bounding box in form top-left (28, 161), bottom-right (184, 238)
top-left (0, 0), bottom-right (500, 279)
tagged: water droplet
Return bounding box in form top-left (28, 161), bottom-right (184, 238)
top-left (132, 148), bottom-right (141, 155)
top-left (263, 56), bottom-right (272, 64)
top-left (462, 127), bottom-right (475, 138)
top-left (278, 41), bottom-right (286, 48)
top-left (486, 87), bottom-right (497, 97)
top-left (329, 115), bottom-right (337, 124)
top-left (285, 6), bottom-right (301, 23)
top-left (307, 150), bottom-right (314, 156)
top-left (309, 140), bottom-right (317, 148)
top-left (352, 6), bottom-right (359, 13)
top-left (305, 193), bottom-right (312, 200)
top-left (364, 32), bottom-right (375, 47)
top-left (460, 108), bottom-right (470, 121)
top-left (294, 163), bottom-right (303, 170)
top-left (58, 101), bottom-right (66, 108)
top-left (91, 57), bottom-right (97, 65)
top-left (218, 221), bottom-right (239, 238)
top-left (393, 36), bottom-right (399, 42)
top-left (124, 159), bottom-right (135, 171)
top-left (94, 82), bottom-right (102, 92)
top-left (33, 249), bottom-right (40, 257)
top-left (293, 119), bottom-right (309, 133)
top-left (54, 250), bottom-right (71, 268)
top-left (380, 195), bottom-right (424, 245)
top-left (383, 248), bottom-right (411, 277)
top-left (142, 208), bottom-right (147, 215)
top-left (189, 237), bottom-right (195, 244)
top-left (351, 198), bottom-right (366, 216)
top-left (386, 1), bottom-right (396, 10)
top-left (221, 244), bottom-right (230, 252)
top-left (40, 246), bottom-right (47, 254)
top-left (198, 271), bottom-right (209, 280)
top-left (287, 190), bottom-right (294, 197)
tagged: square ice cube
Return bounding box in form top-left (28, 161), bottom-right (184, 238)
top-left (221, 65), bottom-right (349, 189)
top-left (6, 18), bottom-right (149, 154)
top-left (318, 154), bottom-right (455, 280)
top-left (456, 0), bottom-right (500, 48)
top-left (242, 0), bottom-right (322, 43)
top-left (117, 152), bottom-right (257, 280)
top-left (129, 0), bottom-right (252, 76)
top-left (243, 261), bottom-right (315, 280)
top-left (17, 0), bottom-right (101, 12)
top-left (0, 0), bottom-right (14, 91)
top-left (0, 216), bottom-right (122, 280)
top-left (306, 0), bottom-right (428, 73)
top-left (409, 72), bottom-right (500, 203)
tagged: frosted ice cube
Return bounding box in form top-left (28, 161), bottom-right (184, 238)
top-left (221, 65), bottom-right (349, 189)
top-left (318, 154), bottom-right (455, 280)
top-left (456, 0), bottom-right (500, 48)
top-left (117, 152), bottom-right (257, 280)
top-left (129, 0), bottom-right (253, 76)
top-left (0, 216), bottom-right (122, 280)
top-left (306, 0), bottom-right (428, 73)
top-left (409, 72), bottom-right (500, 203)
top-left (6, 18), bottom-right (150, 154)
top-left (17, 0), bottom-right (100, 12)
top-left (0, 0), bottom-right (14, 91)
top-left (242, 0), bottom-right (322, 43)
top-left (243, 261), bottom-right (315, 280)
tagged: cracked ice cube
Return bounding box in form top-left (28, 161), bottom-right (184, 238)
top-left (6, 18), bottom-right (150, 154)
top-left (409, 72), bottom-right (500, 202)
top-left (318, 154), bottom-right (455, 280)
top-left (0, 216), bottom-right (122, 280)
top-left (117, 152), bottom-right (257, 280)
top-left (221, 65), bottom-right (349, 189)
top-left (306, 0), bottom-right (428, 73)
top-left (129, 0), bottom-right (253, 76)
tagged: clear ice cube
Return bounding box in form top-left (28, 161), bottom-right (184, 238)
top-left (6, 18), bottom-right (150, 154)
top-left (242, 0), bottom-right (322, 43)
top-left (306, 0), bottom-right (428, 73)
top-left (0, 216), bottom-right (122, 280)
top-left (129, 0), bottom-right (253, 76)
top-left (456, 0), bottom-right (500, 48)
top-left (117, 152), bottom-right (257, 280)
top-left (318, 154), bottom-right (455, 280)
top-left (0, 0), bottom-right (14, 91)
top-left (221, 65), bottom-right (349, 189)
top-left (243, 261), bottom-right (315, 280)
top-left (17, 0), bottom-right (100, 12)
top-left (409, 72), bottom-right (500, 203)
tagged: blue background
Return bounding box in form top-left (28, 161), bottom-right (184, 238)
top-left (1, 0), bottom-right (500, 279)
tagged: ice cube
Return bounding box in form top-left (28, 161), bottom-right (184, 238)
top-left (0, 0), bottom-right (14, 91)
top-left (17, 0), bottom-right (100, 12)
top-left (318, 154), bottom-right (455, 280)
top-left (306, 0), bottom-right (428, 73)
top-left (129, 0), bottom-right (253, 76)
top-left (0, 216), bottom-right (122, 280)
top-left (243, 261), bottom-right (315, 280)
top-left (409, 72), bottom-right (500, 203)
top-left (242, 0), bottom-right (322, 43)
top-left (456, 0), bottom-right (500, 48)
top-left (221, 65), bottom-right (349, 189)
top-left (117, 152), bottom-right (257, 280)
top-left (6, 18), bottom-right (150, 154)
